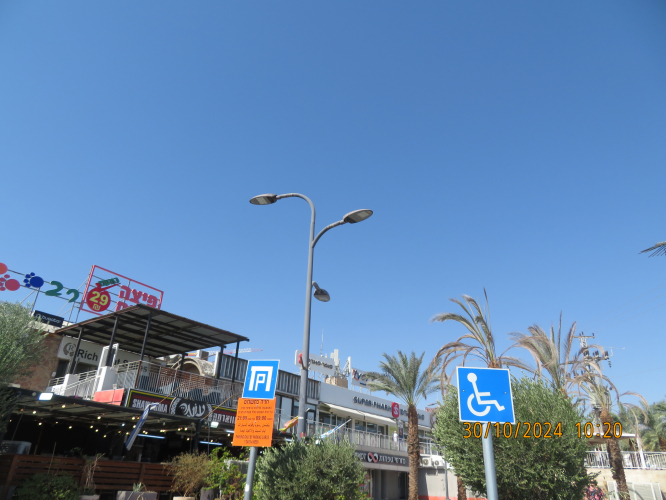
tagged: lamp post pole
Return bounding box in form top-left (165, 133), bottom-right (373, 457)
top-left (295, 194), bottom-right (316, 439)
top-left (250, 193), bottom-right (373, 440)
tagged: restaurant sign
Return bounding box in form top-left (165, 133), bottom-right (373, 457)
top-left (126, 389), bottom-right (236, 426)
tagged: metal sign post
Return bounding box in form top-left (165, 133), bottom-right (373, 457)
top-left (456, 367), bottom-right (515, 500)
top-left (237, 360), bottom-right (280, 500)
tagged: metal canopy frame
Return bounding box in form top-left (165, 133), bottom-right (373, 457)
top-left (55, 304), bottom-right (249, 359)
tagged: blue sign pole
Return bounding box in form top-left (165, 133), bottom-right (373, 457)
top-left (457, 366), bottom-right (514, 500)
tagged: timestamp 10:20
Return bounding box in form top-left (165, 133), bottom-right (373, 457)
top-left (575, 422), bottom-right (622, 439)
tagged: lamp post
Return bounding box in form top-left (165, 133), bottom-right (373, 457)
top-left (250, 193), bottom-right (373, 438)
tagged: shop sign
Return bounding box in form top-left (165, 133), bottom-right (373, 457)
top-left (80, 265), bottom-right (164, 316)
top-left (126, 389), bottom-right (236, 426)
top-left (294, 350), bottom-right (335, 377)
top-left (352, 396), bottom-right (425, 421)
top-left (33, 310), bottom-right (65, 328)
top-left (355, 451), bottom-right (408, 467)
top-left (58, 336), bottom-right (141, 366)
top-left (232, 397), bottom-right (276, 447)
top-left (351, 368), bottom-right (370, 387)
top-left (0, 261), bottom-right (82, 307)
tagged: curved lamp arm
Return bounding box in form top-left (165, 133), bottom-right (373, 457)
top-left (313, 220), bottom-right (346, 248)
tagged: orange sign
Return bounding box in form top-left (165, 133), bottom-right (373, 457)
top-left (232, 398), bottom-right (276, 447)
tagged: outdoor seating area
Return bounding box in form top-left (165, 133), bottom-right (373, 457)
top-left (0, 454), bottom-right (173, 500)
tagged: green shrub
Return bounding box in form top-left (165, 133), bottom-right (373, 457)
top-left (205, 448), bottom-right (247, 500)
top-left (433, 377), bottom-right (592, 500)
top-left (15, 473), bottom-right (80, 500)
top-left (255, 438), bottom-right (365, 500)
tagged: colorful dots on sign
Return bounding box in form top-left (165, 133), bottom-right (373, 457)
top-left (23, 272), bottom-right (45, 289)
top-left (0, 274), bottom-right (20, 292)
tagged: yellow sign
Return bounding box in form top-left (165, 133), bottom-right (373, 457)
top-left (232, 398), bottom-right (276, 447)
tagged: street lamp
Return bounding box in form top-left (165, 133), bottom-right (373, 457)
top-left (250, 193), bottom-right (372, 438)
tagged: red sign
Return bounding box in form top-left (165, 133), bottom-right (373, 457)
top-left (80, 265), bottom-right (164, 316)
top-left (85, 284), bottom-right (112, 313)
top-left (391, 402), bottom-right (400, 418)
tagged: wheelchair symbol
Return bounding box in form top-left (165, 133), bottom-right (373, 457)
top-left (466, 373), bottom-right (505, 417)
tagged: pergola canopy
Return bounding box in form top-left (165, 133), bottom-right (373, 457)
top-left (55, 304), bottom-right (249, 358)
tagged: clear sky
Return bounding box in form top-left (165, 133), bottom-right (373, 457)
top-left (1, 1), bottom-right (665, 405)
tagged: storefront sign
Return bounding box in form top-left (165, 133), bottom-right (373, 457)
top-left (232, 397), bottom-right (276, 447)
top-left (80, 265), bottom-right (164, 316)
top-left (58, 336), bottom-right (141, 366)
top-left (0, 261), bottom-right (81, 306)
top-left (352, 396), bottom-right (425, 421)
top-left (351, 368), bottom-right (370, 387)
top-left (320, 384), bottom-right (429, 425)
top-left (294, 350), bottom-right (335, 377)
top-left (33, 310), bottom-right (65, 327)
top-left (126, 389), bottom-right (237, 426)
top-left (355, 451), bottom-right (408, 467)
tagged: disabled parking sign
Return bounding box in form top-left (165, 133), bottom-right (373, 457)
top-left (457, 366), bottom-right (515, 424)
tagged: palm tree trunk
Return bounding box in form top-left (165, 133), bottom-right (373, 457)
top-left (457, 476), bottom-right (467, 500)
top-left (601, 408), bottom-right (629, 498)
top-left (659, 436), bottom-right (666, 452)
top-left (407, 405), bottom-right (420, 500)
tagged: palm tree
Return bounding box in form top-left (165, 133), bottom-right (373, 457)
top-left (641, 241), bottom-right (666, 257)
top-left (365, 351), bottom-right (439, 500)
top-left (509, 314), bottom-right (602, 397)
top-left (640, 401), bottom-right (666, 452)
top-left (580, 374), bottom-right (647, 499)
top-left (430, 291), bottom-right (531, 392)
top-left (430, 291), bottom-right (531, 500)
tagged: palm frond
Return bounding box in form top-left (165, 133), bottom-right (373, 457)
top-left (640, 241), bottom-right (666, 257)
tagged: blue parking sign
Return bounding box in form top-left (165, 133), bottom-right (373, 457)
top-left (242, 360), bottom-right (280, 400)
top-left (457, 366), bottom-right (515, 424)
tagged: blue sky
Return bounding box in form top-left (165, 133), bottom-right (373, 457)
top-left (1, 1), bottom-right (665, 405)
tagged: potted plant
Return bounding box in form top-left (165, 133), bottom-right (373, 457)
top-left (116, 482), bottom-right (158, 500)
top-left (168, 452), bottom-right (211, 500)
top-left (80, 454), bottom-right (103, 500)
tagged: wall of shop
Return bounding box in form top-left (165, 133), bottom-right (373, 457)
top-left (319, 383), bottom-right (430, 425)
top-left (14, 333), bottom-right (61, 392)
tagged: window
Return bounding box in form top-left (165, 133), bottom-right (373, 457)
top-left (319, 412), bottom-right (331, 425)
top-left (366, 422), bottom-right (378, 434)
top-left (355, 420), bottom-right (366, 433)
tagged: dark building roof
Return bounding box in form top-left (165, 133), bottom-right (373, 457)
top-left (55, 305), bottom-right (249, 358)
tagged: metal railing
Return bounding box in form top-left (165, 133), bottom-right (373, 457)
top-left (302, 421), bottom-right (425, 453)
top-left (115, 361), bottom-right (238, 406)
top-left (48, 370), bottom-right (100, 399)
top-left (585, 451), bottom-right (666, 470)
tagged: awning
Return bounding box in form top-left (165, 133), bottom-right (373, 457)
top-left (322, 403), bottom-right (433, 430)
top-left (55, 304), bottom-right (249, 358)
top-left (323, 404), bottom-right (396, 426)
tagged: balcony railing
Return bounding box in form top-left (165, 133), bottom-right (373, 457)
top-left (585, 451), bottom-right (666, 470)
top-left (48, 353), bottom-right (320, 402)
top-left (116, 361), bottom-right (237, 406)
top-left (302, 422), bottom-right (432, 453)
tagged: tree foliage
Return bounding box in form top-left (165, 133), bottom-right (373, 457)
top-left (365, 351), bottom-right (438, 500)
top-left (255, 438), bottom-right (365, 500)
top-left (15, 473), bottom-right (80, 500)
top-left (0, 301), bottom-right (47, 384)
top-left (0, 301), bottom-right (47, 432)
top-left (205, 448), bottom-right (247, 500)
top-left (430, 291), bottom-right (530, 390)
top-left (433, 378), bottom-right (591, 500)
top-left (167, 452), bottom-right (211, 497)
